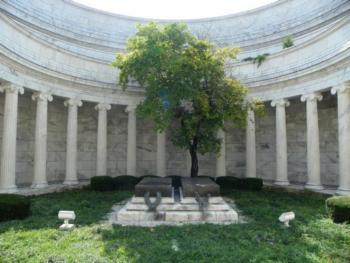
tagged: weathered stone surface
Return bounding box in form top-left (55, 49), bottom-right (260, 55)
top-left (181, 177), bottom-right (220, 197)
top-left (134, 177), bottom-right (172, 197)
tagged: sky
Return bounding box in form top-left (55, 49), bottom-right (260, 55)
top-left (73, 0), bottom-right (278, 19)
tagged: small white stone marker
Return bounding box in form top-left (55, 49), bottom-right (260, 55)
top-left (278, 211), bottom-right (295, 227)
top-left (58, 210), bottom-right (76, 230)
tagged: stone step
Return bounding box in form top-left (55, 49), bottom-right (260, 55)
top-left (130, 197), bottom-right (175, 204)
top-left (180, 196), bottom-right (226, 204)
top-left (125, 203), bottom-right (232, 211)
top-left (117, 210), bottom-right (238, 222)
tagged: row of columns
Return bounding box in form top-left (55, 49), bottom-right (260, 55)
top-left (0, 82), bottom-right (349, 194)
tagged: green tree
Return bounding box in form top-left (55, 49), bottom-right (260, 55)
top-left (113, 22), bottom-right (263, 177)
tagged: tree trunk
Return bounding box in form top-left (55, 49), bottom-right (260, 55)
top-left (190, 137), bottom-right (199, 177)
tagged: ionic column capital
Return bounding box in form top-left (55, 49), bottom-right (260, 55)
top-left (331, 82), bottom-right (350, 95)
top-left (95, 103), bottom-right (111, 111)
top-left (271, 99), bottom-right (290, 107)
top-left (0, 83), bottom-right (24, 95)
top-left (64, 98), bottom-right (83, 107)
top-left (125, 104), bottom-right (137, 113)
top-left (300, 92), bottom-right (323, 102)
top-left (32, 92), bottom-right (53, 102)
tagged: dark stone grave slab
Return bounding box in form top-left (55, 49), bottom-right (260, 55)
top-left (181, 177), bottom-right (220, 197)
top-left (135, 177), bottom-right (172, 197)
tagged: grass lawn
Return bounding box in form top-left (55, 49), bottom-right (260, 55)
top-left (0, 189), bottom-right (349, 263)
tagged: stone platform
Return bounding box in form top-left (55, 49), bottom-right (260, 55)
top-left (108, 195), bottom-right (238, 226)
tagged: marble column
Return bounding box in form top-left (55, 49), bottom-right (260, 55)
top-left (126, 105), bottom-right (137, 176)
top-left (246, 109), bottom-right (256, 178)
top-left (95, 103), bottom-right (111, 176)
top-left (216, 129), bottom-right (226, 177)
top-left (331, 83), bottom-right (350, 195)
top-left (156, 131), bottom-right (167, 177)
top-left (31, 92), bottom-right (53, 188)
top-left (301, 92), bottom-right (323, 190)
top-left (271, 99), bottom-right (290, 186)
top-left (64, 98), bottom-right (82, 185)
top-left (0, 84), bottom-right (24, 193)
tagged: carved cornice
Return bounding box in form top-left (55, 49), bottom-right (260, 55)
top-left (64, 98), bottom-right (83, 107)
top-left (271, 98), bottom-right (290, 107)
top-left (300, 92), bottom-right (323, 102)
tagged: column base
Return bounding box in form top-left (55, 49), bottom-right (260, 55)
top-left (274, 180), bottom-right (290, 186)
top-left (336, 188), bottom-right (350, 196)
top-left (63, 180), bottom-right (79, 185)
top-left (31, 182), bottom-right (48, 189)
top-left (0, 185), bottom-right (18, 193)
top-left (305, 183), bottom-right (324, 190)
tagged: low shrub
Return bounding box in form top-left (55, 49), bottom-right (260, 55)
top-left (215, 176), bottom-right (263, 192)
top-left (113, 175), bottom-right (141, 191)
top-left (326, 196), bottom-right (350, 223)
top-left (90, 176), bottom-right (115, 192)
top-left (0, 194), bottom-right (31, 222)
top-left (216, 176), bottom-right (241, 193)
top-left (240, 178), bottom-right (263, 191)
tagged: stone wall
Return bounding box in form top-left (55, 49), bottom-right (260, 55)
top-left (0, 90), bottom-right (340, 187)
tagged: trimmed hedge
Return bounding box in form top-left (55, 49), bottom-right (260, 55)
top-left (90, 176), bottom-right (115, 192)
top-left (326, 196), bottom-right (350, 223)
top-left (0, 194), bottom-right (31, 222)
top-left (113, 175), bottom-right (141, 191)
top-left (215, 176), bottom-right (263, 192)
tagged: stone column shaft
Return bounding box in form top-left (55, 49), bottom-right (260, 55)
top-left (0, 84), bottom-right (24, 193)
top-left (332, 83), bottom-right (350, 195)
top-left (126, 105), bottom-right (137, 176)
top-left (216, 129), bottom-right (226, 177)
top-left (246, 110), bottom-right (256, 178)
top-left (64, 99), bottom-right (82, 185)
top-left (301, 93), bottom-right (323, 189)
top-left (156, 131), bottom-right (167, 177)
top-left (271, 99), bottom-right (290, 186)
top-left (95, 103), bottom-right (111, 176)
top-left (32, 93), bottom-right (53, 188)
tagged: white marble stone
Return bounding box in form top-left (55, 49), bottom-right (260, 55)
top-left (63, 98), bottom-right (82, 185)
top-left (331, 83), bottom-right (350, 195)
top-left (301, 92), bottom-right (323, 190)
top-left (126, 105), bottom-right (137, 176)
top-left (246, 109), bottom-right (256, 178)
top-left (271, 99), bottom-right (290, 186)
top-left (32, 92), bottom-right (53, 188)
top-left (95, 103), bottom-right (111, 176)
top-left (0, 83), bottom-right (24, 193)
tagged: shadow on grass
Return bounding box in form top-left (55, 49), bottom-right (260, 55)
top-left (99, 190), bottom-right (350, 263)
top-left (0, 189), bottom-right (132, 233)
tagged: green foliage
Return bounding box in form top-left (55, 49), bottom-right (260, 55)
top-left (242, 53), bottom-right (270, 67)
top-left (1, 189), bottom-right (349, 262)
top-left (113, 22), bottom-right (263, 176)
top-left (216, 176), bottom-right (263, 192)
top-left (90, 176), bottom-right (115, 192)
top-left (326, 196), bottom-right (350, 223)
top-left (283, 35), bottom-right (294, 49)
top-left (0, 194), bottom-right (31, 222)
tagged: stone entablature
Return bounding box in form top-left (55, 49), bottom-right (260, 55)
top-left (2, 0), bottom-right (348, 49)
